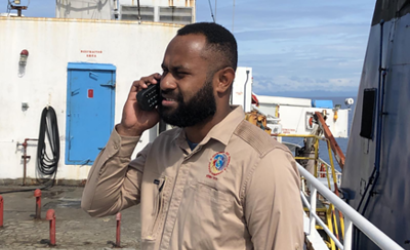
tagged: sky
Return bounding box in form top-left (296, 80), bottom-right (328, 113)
top-left (1, 0), bottom-right (376, 97)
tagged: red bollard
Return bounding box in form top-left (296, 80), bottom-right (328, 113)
top-left (116, 212), bottom-right (121, 247)
top-left (34, 189), bottom-right (41, 219)
top-left (0, 195), bottom-right (3, 228)
top-left (46, 209), bottom-right (56, 246)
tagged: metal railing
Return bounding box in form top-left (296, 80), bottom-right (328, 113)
top-left (317, 159), bottom-right (342, 189)
top-left (277, 133), bottom-right (344, 249)
top-left (298, 163), bottom-right (404, 250)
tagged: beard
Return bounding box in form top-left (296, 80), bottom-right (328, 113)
top-left (158, 77), bottom-right (216, 128)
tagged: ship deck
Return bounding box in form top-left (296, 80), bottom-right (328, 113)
top-left (0, 186), bottom-right (141, 249)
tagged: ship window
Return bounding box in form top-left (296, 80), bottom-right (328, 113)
top-left (360, 88), bottom-right (377, 139)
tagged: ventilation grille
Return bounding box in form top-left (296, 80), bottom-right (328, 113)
top-left (121, 5), bottom-right (154, 21)
top-left (159, 7), bottom-right (193, 24)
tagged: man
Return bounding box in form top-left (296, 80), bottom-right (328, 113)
top-left (82, 22), bottom-right (304, 250)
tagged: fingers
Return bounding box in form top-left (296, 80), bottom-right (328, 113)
top-left (129, 73), bottom-right (161, 99)
top-left (130, 73), bottom-right (161, 92)
top-left (151, 73), bottom-right (162, 82)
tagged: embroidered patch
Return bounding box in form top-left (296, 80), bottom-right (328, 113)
top-left (208, 152), bottom-right (230, 176)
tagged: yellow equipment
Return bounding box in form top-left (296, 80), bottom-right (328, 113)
top-left (245, 110), bottom-right (272, 135)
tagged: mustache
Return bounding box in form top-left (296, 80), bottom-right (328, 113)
top-left (160, 90), bottom-right (183, 101)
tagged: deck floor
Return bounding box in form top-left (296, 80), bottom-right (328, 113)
top-left (0, 186), bottom-right (141, 250)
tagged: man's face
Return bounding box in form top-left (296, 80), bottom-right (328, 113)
top-left (158, 34), bottom-right (217, 127)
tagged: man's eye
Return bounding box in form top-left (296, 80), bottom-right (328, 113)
top-left (176, 72), bottom-right (187, 77)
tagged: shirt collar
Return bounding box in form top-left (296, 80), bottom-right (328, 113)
top-left (173, 105), bottom-right (245, 150)
top-left (204, 105), bottom-right (245, 145)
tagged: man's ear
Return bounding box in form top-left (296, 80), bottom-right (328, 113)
top-left (214, 67), bottom-right (235, 94)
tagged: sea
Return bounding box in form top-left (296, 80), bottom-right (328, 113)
top-left (281, 96), bottom-right (356, 172)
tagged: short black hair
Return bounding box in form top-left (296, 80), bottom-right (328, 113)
top-left (177, 22), bottom-right (238, 71)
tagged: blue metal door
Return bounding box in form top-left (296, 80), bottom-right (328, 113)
top-left (66, 63), bottom-right (116, 165)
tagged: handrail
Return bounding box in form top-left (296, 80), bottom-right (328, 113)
top-left (274, 133), bottom-right (326, 141)
top-left (317, 159), bottom-right (341, 175)
top-left (317, 159), bottom-right (342, 188)
top-left (301, 192), bottom-right (344, 249)
top-left (298, 163), bottom-right (404, 250)
top-left (276, 132), bottom-right (346, 248)
top-left (274, 133), bottom-right (322, 177)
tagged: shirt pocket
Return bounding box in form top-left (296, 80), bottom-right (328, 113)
top-left (193, 181), bottom-right (236, 208)
top-left (150, 176), bottom-right (172, 238)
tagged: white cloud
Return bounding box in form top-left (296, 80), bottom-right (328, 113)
top-left (197, 0), bottom-right (375, 95)
top-left (252, 75), bottom-right (359, 95)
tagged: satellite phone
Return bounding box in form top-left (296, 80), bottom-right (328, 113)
top-left (136, 82), bottom-right (160, 111)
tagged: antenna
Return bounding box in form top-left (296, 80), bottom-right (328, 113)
top-left (207, 0), bottom-right (215, 22)
top-left (7, 0), bottom-right (29, 16)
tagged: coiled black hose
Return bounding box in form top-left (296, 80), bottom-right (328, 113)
top-left (37, 106), bottom-right (60, 178)
top-left (0, 106), bottom-right (60, 194)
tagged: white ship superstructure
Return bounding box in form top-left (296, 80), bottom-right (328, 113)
top-left (0, 1), bottom-right (188, 183)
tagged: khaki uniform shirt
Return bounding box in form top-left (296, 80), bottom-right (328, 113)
top-left (82, 106), bottom-right (304, 250)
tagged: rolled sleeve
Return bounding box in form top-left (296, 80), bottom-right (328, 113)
top-left (244, 149), bottom-right (304, 250)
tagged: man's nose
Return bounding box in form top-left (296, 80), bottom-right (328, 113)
top-left (160, 74), bottom-right (177, 91)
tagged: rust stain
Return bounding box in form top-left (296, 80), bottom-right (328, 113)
top-left (186, 0), bottom-right (194, 7)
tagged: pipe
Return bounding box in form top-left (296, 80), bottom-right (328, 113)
top-left (375, 19), bottom-right (386, 173)
top-left (46, 209), bottom-right (56, 246)
top-left (361, 70), bottom-right (387, 216)
top-left (243, 70), bottom-right (250, 112)
top-left (34, 189), bottom-right (41, 219)
top-left (361, 19), bottom-right (387, 216)
top-left (0, 195), bottom-right (3, 228)
top-left (116, 212), bottom-right (121, 247)
top-left (20, 138), bottom-right (38, 186)
top-left (315, 112), bottom-right (346, 169)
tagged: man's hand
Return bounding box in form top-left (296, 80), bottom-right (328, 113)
top-left (117, 73), bottom-right (161, 136)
